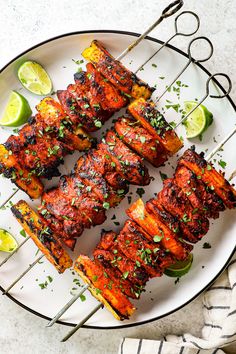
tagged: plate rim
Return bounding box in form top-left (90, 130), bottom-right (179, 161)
top-left (0, 29), bottom-right (235, 330)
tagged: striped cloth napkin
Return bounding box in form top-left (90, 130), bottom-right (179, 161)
top-left (118, 254), bottom-right (236, 354)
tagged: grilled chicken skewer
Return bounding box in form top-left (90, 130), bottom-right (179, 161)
top-left (1, 0), bottom-right (195, 207)
top-left (61, 137), bottom-right (236, 340)
top-left (1, 69), bottom-right (232, 281)
top-left (2, 200), bottom-right (73, 295)
top-left (1, 71), bottom-right (232, 266)
top-left (0, 0), bottom-right (184, 207)
top-left (4, 124), bottom-right (235, 327)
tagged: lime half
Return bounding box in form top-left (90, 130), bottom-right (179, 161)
top-left (0, 91), bottom-right (32, 127)
top-left (18, 61), bottom-right (52, 95)
top-left (164, 253), bottom-right (193, 277)
top-left (184, 101), bottom-right (213, 139)
top-left (0, 229), bottom-right (18, 253)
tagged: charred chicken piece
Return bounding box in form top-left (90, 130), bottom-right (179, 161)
top-left (74, 255), bottom-right (135, 320)
top-left (58, 63), bottom-right (127, 132)
top-left (174, 165), bottom-right (225, 219)
top-left (75, 153), bottom-right (128, 207)
top-left (126, 198), bottom-right (191, 260)
top-left (128, 98), bottom-right (183, 156)
top-left (94, 252), bottom-right (139, 299)
top-left (36, 97), bottom-right (92, 151)
top-left (12, 200), bottom-right (72, 273)
top-left (39, 175), bottom-right (106, 244)
top-left (158, 179), bottom-right (210, 243)
top-left (75, 149), bottom-right (128, 192)
top-left (5, 121), bottom-right (74, 179)
top-left (4, 97), bottom-right (92, 180)
top-left (57, 88), bottom-right (96, 131)
top-left (118, 220), bottom-right (174, 278)
top-left (178, 147), bottom-right (236, 209)
top-left (0, 144), bottom-right (43, 199)
top-left (94, 230), bottom-right (149, 289)
top-left (98, 130), bottom-right (151, 186)
top-left (82, 40), bottom-right (154, 99)
top-left (114, 116), bottom-right (168, 167)
top-left (86, 63), bottom-right (127, 112)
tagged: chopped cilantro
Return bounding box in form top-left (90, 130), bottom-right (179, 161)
top-left (136, 188), bottom-right (145, 198)
top-left (103, 202), bottom-right (110, 210)
top-left (159, 171), bottom-right (168, 181)
top-left (20, 229), bottom-right (26, 238)
top-left (80, 294), bottom-right (86, 302)
top-left (218, 160), bottom-right (227, 169)
top-left (153, 235), bottom-right (163, 242)
top-left (203, 242), bottom-right (211, 249)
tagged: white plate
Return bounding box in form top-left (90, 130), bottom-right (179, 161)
top-left (0, 31), bottom-right (235, 329)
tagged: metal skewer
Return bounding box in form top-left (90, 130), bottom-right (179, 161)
top-left (205, 126), bottom-right (236, 162)
top-left (155, 36), bottom-right (214, 102)
top-left (135, 10), bottom-right (200, 73)
top-left (0, 0), bottom-right (184, 211)
top-left (2, 254), bottom-right (44, 295)
top-left (175, 72), bottom-right (232, 128)
top-left (61, 303), bottom-right (103, 342)
top-left (0, 235), bottom-right (30, 268)
top-left (0, 189), bottom-right (19, 210)
top-left (116, 0), bottom-right (184, 61)
top-left (46, 284), bottom-right (89, 327)
top-left (61, 119), bottom-right (236, 341)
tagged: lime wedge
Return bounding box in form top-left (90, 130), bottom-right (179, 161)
top-left (0, 229), bottom-right (18, 253)
top-left (164, 253), bottom-right (193, 277)
top-left (18, 61), bottom-right (52, 95)
top-left (0, 91), bottom-right (32, 127)
top-left (183, 101), bottom-right (213, 139)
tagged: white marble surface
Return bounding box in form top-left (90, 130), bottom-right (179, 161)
top-left (0, 0), bottom-right (235, 353)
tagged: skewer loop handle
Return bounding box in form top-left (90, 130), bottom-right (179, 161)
top-left (161, 0), bottom-right (184, 20)
top-left (174, 11), bottom-right (200, 37)
top-left (206, 73), bottom-right (232, 99)
top-left (188, 36), bottom-right (214, 63)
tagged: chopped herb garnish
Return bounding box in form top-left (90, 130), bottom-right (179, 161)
top-left (20, 229), bottom-right (26, 238)
top-left (218, 160), bottom-right (227, 169)
top-left (203, 242), bottom-right (211, 249)
top-left (159, 171), bottom-right (168, 181)
top-left (95, 120), bottom-right (102, 128)
top-left (153, 234), bottom-right (163, 242)
top-left (175, 277), bottom-right (180, 285)
top-left (103, 202), bottom-right (110, 210)
top-left (140, 136), bottom-right (146, 144)
top-left (123, 271), bottom-right (129, 279)
top-left (80, 294), bottom-right (86, 302)
top-left (136, 188), bottom-right (145, 198)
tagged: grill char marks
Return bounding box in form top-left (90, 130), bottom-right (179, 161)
top-left (74, 255), bottom-right (135, 320)
top-left (94, 230), bottom-right (149, 288)
top-left (114, 116), bottom-right (168, 167)
top-left (157, 179), bottom-right (210, 243)
top-left (179, 147), bottom-right (236, 209)
top-left (82, 40), bottom-right (154, 99)
top-left (58, 63), bottom-right (127, 132)
top-left (99, 130), bottom-right (151, 186)
top-left (174, 165), bottom-right (225, 219)
top-left (126, 198), bottom-right (191, 260)
top-left (128, 98), bottom-right (183, 156)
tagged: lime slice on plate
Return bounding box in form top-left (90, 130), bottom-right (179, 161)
top-left (164, 253), bottom-right (193, 277)
top-left (18, 61), bottom-right (52, 95)
top-left (0, 91), bottom-right (32, 127)
top-left (184, 101), bottom-right (213, 139)
top-left (0, 229), bottom-right (18, 253)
